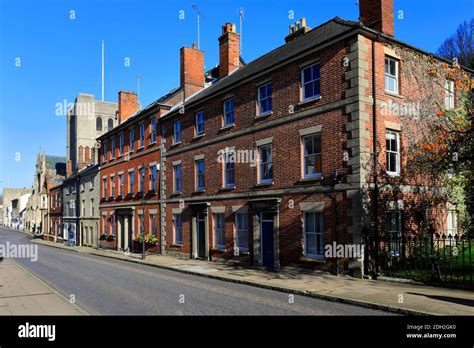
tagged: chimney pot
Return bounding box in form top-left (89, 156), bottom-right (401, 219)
top-left (359, 0), bottom-right (394, 36)
top-left (118, 90), bottom-right (139, 124)
top-left (218, 22), bottom-right (240, 78)
top-left (301, 18), bottom-right (306, 27)
top-left (180, 44), bottom-right (204, 99)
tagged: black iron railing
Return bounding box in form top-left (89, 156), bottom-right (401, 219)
top-left (366, 233), bottom-right (473, 288)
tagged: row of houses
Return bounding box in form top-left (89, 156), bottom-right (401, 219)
top-left (2, 0), bottom-right (468, 278)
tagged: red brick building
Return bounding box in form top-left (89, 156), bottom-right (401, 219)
top-left (98, 0), bottom-right (470, 277)
top-left (45, 184), bottom-right (63, 242)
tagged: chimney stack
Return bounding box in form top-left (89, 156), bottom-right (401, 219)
top-left (118, 90), bottom-right (140, 124)
top-left (359, 0), bottom-right (394, 36)
top-left (218, 23), bottom-right (240, 78)
top-left (285, 18), bottom-right (311, 43)
top-left (180, 42), bottom-right (205, 99)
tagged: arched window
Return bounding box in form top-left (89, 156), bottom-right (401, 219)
top-left (107, 118), bottom-right (114, 131)
top-left (96, 117), bottom-right (103, 131)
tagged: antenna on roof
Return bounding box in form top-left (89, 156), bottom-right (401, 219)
top-left (137, 74), bottom-right (143, 99)
top-left (101, 40), bottom-right (105, 101)
top-left (239, 8), bottom-right (244, 57)
top-left (192, 3), bottom-right (205, 50)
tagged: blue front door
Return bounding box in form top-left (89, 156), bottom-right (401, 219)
top-left (261, 213), bottom-right (274, 268)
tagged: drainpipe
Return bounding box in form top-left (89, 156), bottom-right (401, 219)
top-left (372, 35), bottom-right (380, 279)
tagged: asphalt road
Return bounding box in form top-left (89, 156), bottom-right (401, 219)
top-left (0, 227), bottom-right (391, 315)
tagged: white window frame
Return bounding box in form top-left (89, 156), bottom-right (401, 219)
top-left (213, 213), bottom-right (225, 250)
top-left (173, 120), bottom-right (181, 144)
top-left (119, 173), bottom-right (124, 196)
top-left (384, 56), bottom-right (399, 94)
top-left (111, 137), bottom-right (115, 158)
top-left (444, 80), bottom-right (455, 109)
top-left (150, 117), bottom-right (157, 143)
top-left (119, 133), bottom-right (124, 155)
top-left (447, 210), bottom-right (457, 236)
top-left (386, 130), bottom-right (400, 176)
top-left (149, 165), bottom-right (157, 192)
top-left (387, 211), bottom-right (402, 257)
top-left (128, 170), bottom-right (135, 194)
top-left (223, 98), bottom-right (235, 127)
top-left (257, 82), bottom-right (272, 116)
top-left (150, 214), bottom-right (157, 235)
top-left (195, 111), bottom-right (205, 135)
top-left (303, 212), bottom-right (324, 259)
top-left (173, 164), bottom-right (182, 193)
top-left (301, 63), bottom-right (320, 101)
top-left (235, 212), bottom-right (249, 253)
top-left (173, 213), bottom-right (183, 245)
top-left (139, 167), bottom-right (145, 193)
top-left (129, 128), bottom-right (135, 151)
top-left (258, 144), bottom-right (273, 183)
top-left (223, 150), bottom-right (235, 188)
top-left (139, 123), bottom-right (145, 148)
top-left (302, 133), bottom-right (322, 179)
top-left (195, 159), bottom-right (205, 192)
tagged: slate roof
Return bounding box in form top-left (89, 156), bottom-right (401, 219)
top-left (179, 17), bottom-right (359, 110)
top-left (45, 155), bottom-right (66, 175)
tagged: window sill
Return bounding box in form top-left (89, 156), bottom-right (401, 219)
top-left (137, 146), bottom-right (145, 151)
top-left (193, 190), bottom-right (205, 194)
top-left (298, 95), bottom-right (321, 106)
top-left (171, 192), bottom-right (182, 196)
top-left (193, 133), bottom-right (205, 140)
top-left (386, 172), bottom-right (401, 178)
top-left (256, 181), bottom-right (273, 187)
top-left (220, 124), bottom-right (235, 131)
top-left (220, 186), bottom-right (235, 191)
top-left (212, 247), bottom-right (226, 252)
top-left (149, 141), bottom-right (157, 146)
top-left (300, 256), bottom-right (325, 263)
top-left (299, 176), bottom-right (323, 183)
top-left (171, 142), bottom-right (181, 147)
top-left (171, 243), bottom-right (183, 247)
top-left (385, 91), bottom-right (403, 99)
top-left (237, 250), bottom-right (250, 255)
top-left (256, 111), bottom-right (273, 119)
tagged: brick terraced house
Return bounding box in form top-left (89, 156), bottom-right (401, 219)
top-left (98, 0), bottom-right (471, 277)
top-left (45, 183), bottom-right (63, 242)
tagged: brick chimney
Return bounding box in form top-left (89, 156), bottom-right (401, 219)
top-left (118, 90), bottom-right (140, 124)
top-left (180, 42), bottom-right (205, 99)
top-left (359, 0), bottom-right (394, 36)
top-left (285, 18), bottom-right (311, 43)
top-left (219, 23), bottom-right (240, 78)
top-left (66, 160), bottom-right (73, 177)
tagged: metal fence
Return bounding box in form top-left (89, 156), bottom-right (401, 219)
top-left (366, 234), bottom-right (473, 288)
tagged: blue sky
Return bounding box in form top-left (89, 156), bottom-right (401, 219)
top-left (0, 0), bottom-right (472, 190)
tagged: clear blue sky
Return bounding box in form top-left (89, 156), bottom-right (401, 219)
top-left (0, 0), bottom-right (472, 190)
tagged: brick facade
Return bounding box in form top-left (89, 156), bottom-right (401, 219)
top-left (95, 0), bottom-right (468, 277)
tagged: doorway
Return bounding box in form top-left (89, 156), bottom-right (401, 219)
top-left (261, 212), bottom-right (275, 268)
top-left (197, 213), bottom-right (206, 259)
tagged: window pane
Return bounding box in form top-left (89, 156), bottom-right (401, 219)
top-left (303, 66), bottom-right (312, 82)
top-left (312, 65), bottom-right (320, 79)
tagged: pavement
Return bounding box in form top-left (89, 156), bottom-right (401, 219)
top-left (27, 234), bottom-right (474, 316)
top-left (0, 257), bottom-right (85, 315)
top-left (1, 227), bottom-right (386, 315)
